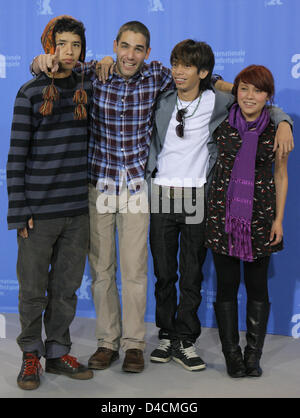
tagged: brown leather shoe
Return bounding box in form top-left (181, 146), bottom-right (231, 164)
top-left (88, 347), bottom-right (119, 370)
top-left (122, 349), bottom-right (144, 373)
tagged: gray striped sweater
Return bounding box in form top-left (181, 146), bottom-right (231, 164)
top-left (7, 72), bottom-right (92, 230)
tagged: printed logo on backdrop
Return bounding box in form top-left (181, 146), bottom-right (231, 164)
top-left (0, 279), bottom-right (18, 298)
top-left (86, 48), bottom-right (107, 63)
top-left (291, 54), bottom-right (300, 79)
top-left (265, 0), bottom-right (283, 6)
top-left (77, 275), bottom-right (92, 300)
top-left (0, 315), bottom-right (5, 339)
top-left (0, 54), bottom-right (6, 79)
top-left (202, 289), bottom-right (216, 310)
top-left (37, 0), bottom-right (53, 15)
top-left (214, 50), bottom-right (246, 72)
top-left (148, 0), bottom-right (165, 12)
top-left (0, 168), bottom-right (6, 187)
top-left (291, 313), bottom-right (300, 338)
top-left (77, 274), bottom-right (122, 301)
top-left (0, 54), bottom-right (21, 78)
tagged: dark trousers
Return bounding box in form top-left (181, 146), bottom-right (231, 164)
top-left (150, 191), bottom-right (207, 343)
top-left (16, 214), bottom-right (89, 358)
top-left (212, 252), bottom-right (270, 303)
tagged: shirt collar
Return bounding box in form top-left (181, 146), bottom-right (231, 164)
top-left (109, 63), bottom-right (152, 83)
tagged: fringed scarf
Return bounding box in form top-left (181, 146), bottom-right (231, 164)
top-left (39, 15), bottom-right (87, 120)
top-left (225, 103), bottom-right (270, 261)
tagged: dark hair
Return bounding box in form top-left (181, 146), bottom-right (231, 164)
top-left (170, 39), bottom-right (215, 91)
top-left (52, 17), bottom-right (86, 62)
top-left (233, 65), bottom-right (275, 103)
top-left (116, 21), bottom-right (150, 50)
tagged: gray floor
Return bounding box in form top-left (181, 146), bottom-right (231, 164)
top-left (0, 313), bottom-right (299, 398)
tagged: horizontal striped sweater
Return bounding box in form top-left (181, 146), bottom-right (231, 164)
top-left (7, 71), bottom-right (92, 230)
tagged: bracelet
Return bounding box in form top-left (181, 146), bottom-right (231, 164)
top-left (30, 56), bottom-right (39, 76)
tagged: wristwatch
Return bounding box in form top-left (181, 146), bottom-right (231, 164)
top-left (30, 57), bottom-right (39, 76)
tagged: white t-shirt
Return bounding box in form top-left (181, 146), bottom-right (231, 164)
top-left (154, 89), bottom-right (216, 188)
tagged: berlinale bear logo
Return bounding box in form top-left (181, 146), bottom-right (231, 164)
top-left (0, 315), bottom-right (5, 339)
top-left (266, 0), bottom-right (283, 5)
top-left (0, 54), bottom-right (6, 79)
top-left (37, 0), bottom-right (53, 15)
top-left (148, 0), bottom-right (164, 12)
top-left (291, 54), bottom-right (300, 79)
top-left (291, 314), bottom-right (300, 339)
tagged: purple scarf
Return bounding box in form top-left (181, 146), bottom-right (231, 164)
top-left (225, 103), bottom-right (270, 261)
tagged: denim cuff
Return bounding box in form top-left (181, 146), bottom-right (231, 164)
top-left (44, 341), bottom-right (71, 359)
top-left (21, 339), bottom-right (45, 358)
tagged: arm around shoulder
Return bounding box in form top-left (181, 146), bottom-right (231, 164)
top-left (270, 152), bottom-right (288, 245)
top-left (268, 105), bottom-right (294, 158)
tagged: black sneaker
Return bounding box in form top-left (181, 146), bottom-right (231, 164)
top-left (17, 352), bottom-right (43, 390)
top-left (150, 339), bottom-right (172, 363)
top-left (45, 354), bottom-right (93, 380)
top-left (172, 340), bottom-right (206, 371)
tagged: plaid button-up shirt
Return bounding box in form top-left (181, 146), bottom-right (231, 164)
top-left (86, 61), bottom-right (174, 194)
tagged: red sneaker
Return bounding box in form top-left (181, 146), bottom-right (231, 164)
top-left (45, 354), bottom-right (93, 380)
top-left (17, 352), bottom-right (43, 390)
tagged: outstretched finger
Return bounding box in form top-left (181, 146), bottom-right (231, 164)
top-left (54, 45), bottom-right (60, 60)
top-left (38, 55), bottom-right (49, 73)
top-left (52, 46), bottom-right (60, 73)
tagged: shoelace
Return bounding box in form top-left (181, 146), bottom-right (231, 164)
top-left (61, 354), bottom-right (80, 369)
top-left (157, 339), bottom-right (171, 352)
top-left (179, 343), bottom-right (199, 359)
top-left (22, 354), bottom-right (43, 376)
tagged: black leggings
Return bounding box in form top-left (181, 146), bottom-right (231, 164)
top-left (212, 252), bottom-right (270, 303)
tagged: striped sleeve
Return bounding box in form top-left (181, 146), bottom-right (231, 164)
top-left (74, 60), bottom-right (97, 81)
top-left (151, 61), bottom-right (175, 93)
top-left (6, 90), bottom-right (33, 230)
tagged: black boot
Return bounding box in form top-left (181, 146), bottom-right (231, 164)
top-left (244, 300), bottom-right (270, 377)
top-left (214, 301), bottom-right (246, 378)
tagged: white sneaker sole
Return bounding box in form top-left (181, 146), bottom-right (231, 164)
top-left (172, 356), bottom-right (206, 371)
top-left (150, 356), bottom-right (171, 363)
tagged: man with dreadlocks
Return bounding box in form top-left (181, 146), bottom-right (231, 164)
top-left (6, 16), bottom-right (93, 390)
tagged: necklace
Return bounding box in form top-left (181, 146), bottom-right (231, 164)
top-left (176, 92), bottom-right (202, 119)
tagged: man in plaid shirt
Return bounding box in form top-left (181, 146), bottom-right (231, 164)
top-left (88, 21), bottom-right (174, 373)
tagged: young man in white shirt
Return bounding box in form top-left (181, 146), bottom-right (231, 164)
top-left (146, 39), bottom-right (293, 371)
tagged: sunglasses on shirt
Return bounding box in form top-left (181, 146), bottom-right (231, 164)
top-left (175, 108), bottom-right (186, 138)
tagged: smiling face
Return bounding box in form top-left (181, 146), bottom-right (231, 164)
top-left (237, 81), bottom-right (269, 121)
top-left (113, 30), bottom-right (151, 80)
top-left (171, 60), bottom-right (208, 100)
top-left (55, 31), bottom-right (82, 77)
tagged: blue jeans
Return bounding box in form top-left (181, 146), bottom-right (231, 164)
top-left (16, 214), bottom-right (89, 358)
